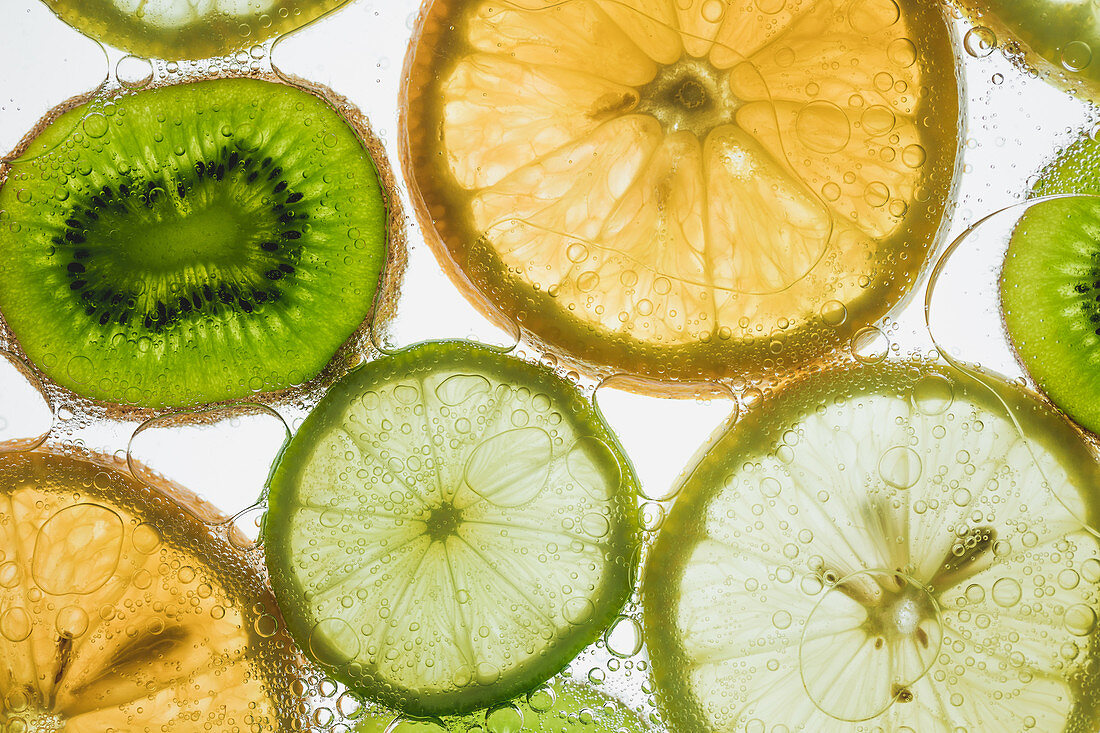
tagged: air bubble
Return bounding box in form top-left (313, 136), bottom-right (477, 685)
top-left (796, 100), bottom-right (850, 153)
top-left (1065, 604), bottom-right (1096, 636)
top-left (878, 446), bottom-right (921, 489)
top-left (32, 504), bottom-right (124, 595)
top-left (309, 617), bottom-right (359, 666)
top-left (963, 27), bottom-right (996, 58)
top-left (852, 326), bottom-right (889, 363)
top-left (605, 615), bottom-right (643, 657)
top-left (82, 113), bottom-right (109, 139)
top-left (1062, 41), bottom-right (1093, 72)
top-left (991, 577), bottom-right (1021, 608)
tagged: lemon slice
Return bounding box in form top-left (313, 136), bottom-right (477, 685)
top-left (39, 0), bottom-right (343, 59)
top-left (264, 341), bottom-right (640, 717)
top-left (353, 679), bottom-right (651, 732)
top-left (956, 1), bottom-right (1100, 100)
top-left (643, 362), bottom-right (1100, 730)
top-left (0, 449), bottom-right (305, 732)
top-left (402, 0), bottom-right (959, 386)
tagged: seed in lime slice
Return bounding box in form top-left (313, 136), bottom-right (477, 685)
top-left (353, 678), bottom-right (651, 732)
top-left (0, 449), bottom-right (306, 731)
top-left (402, 0), bottom-right (960, 385)
top-left (644, 362), bottom-right (1100, 730)
top-left (264, 341), bottom-right (640, 717)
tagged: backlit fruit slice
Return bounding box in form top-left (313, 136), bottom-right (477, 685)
top-left (40, 0), bottom-right (344, 60)
top-left (402, 0), bottom-right (959, 387)
top-left (1002, 196), bottom-right (1100, 435)
top-left (264, 340), bottom-right (640, 717)
top-left (955, 1), bottom-right (1100, 101)
top-left (0, 449), bottom-right (306, 731)
top-left (1002, 133), bottom-right (1100, 436)
top-left (354, 678), bottom-right (651, 732)
top-left (0, 78), bottom-right (390, 409)
top-left (644, 362), bottom-right (1100, 731)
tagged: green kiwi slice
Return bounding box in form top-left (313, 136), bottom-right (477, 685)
top-left (0, 78), bottom-right (389, 409)
top-left (1001, 134), bottom-right (1100, 434)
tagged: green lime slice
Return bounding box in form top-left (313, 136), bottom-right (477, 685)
top-left (264, 341), bottom-right (640, 717)
top-left (957, 1), bottom-right (1100, 99)
top-left (644, 362), bottom-right (1100, 731)
top-left (353, 679), bottom-right (650, 732)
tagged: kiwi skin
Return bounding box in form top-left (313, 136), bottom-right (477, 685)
top-left (0, 75), bottom-right (401, 411)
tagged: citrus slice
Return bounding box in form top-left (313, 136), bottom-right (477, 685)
top-left (0, 449), bottom-right (306, 731)
top-left (264, 340), bottom-right (640, 717)
top-left (643, 362), bottom-right (1100, 730)
top-left (955, 1), bottom-right (1100, 100)
top-left (39, 0), bottom-right (344, 60)
top-left (353, 678), bottom-right (651, 732)
top-left (401, 0), bottom-right (959, 387)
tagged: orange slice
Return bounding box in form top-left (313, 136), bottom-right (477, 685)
top-left (0, 450), bottom-right (306, 731)
top-left (402, 0), bottom-right (960, 388)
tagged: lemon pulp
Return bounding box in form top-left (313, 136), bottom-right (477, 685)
top-left (0, 450), bottom-right (305, 732)
top-left (403, 0), bottom-right (960, 385)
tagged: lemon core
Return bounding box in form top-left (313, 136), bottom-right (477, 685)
top-left (637, 57), bottom-right (740, 138)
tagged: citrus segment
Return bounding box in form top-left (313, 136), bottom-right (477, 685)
top-left (403, 0), bottom-right (959, 384)
top-left (644, 363), bottom-right (1100, 731)
top-left (40, 0), bottom-right (344, 59)
top-left (0, 450), bottom-right (304, 731)
top-left (264, 341), bottom-right (640, 717)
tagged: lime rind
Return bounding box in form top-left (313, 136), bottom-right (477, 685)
top-left (644, 362), bottom-right (1100, 731)
top-left (265, 340), bottom-right (640, 717)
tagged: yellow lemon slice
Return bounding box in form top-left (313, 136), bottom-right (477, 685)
top-left (40, 0), bottom-right (343, 59)
top-left (0, 449), bottom-right (305, 731)
top-left (402, 0), bottom-right (960, 388)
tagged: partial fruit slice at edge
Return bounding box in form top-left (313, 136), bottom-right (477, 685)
top-left (644, 361), bottom-right (1100, 731)
top-left (0, 77), bottom-right (389, 409)
top-left (1002, 133), bottom-right (1100, 436)
top-left (264, 340), bottom-right (641, 717)
top-left (402, 0), bottom-right (960, 386)
top-left (954, 0), bottom-right (1100, 101)
top-left (0, 449), bottom-right (306, 732)
top-left (40, 0), bottom-right (344, 60)
top-left (354, 678), bottom-right (651, 732)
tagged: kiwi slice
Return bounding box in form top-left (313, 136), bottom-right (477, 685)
top-left (0, 77), bottom-right (389, 409)
top-left (1001, 134), bottom-right (1100, 434)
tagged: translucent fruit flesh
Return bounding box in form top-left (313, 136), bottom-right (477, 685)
top-left (402, 0), bottom-right (960, 385)
top-left (955, 1), bottom-right (1100, 100)
top-left (0, 78), bottom-right (389, 409)
top-left (263, 341), bottom-right (641, 718)
top-left (0, 449), bottom-right (305, 731)
top-left (354, 679), bottom-right (651, 732)
top-left (643, 362), bottom-right (1100, 731)
top-left (40, 0), bottom-right (344, 60)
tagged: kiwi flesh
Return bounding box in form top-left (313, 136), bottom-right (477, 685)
top-left (40, 0), bottom-right (344, 60)
top-left (0, 77), bottom-right (389, 409)
top-left (1002, 196), bottom-right (1100, 434)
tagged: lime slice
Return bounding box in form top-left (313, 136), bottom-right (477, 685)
top-left (402, 0), bottom-right (959, 385)
top-left (644, 362), bottom-right (1100, 730)
top-left (354, 679), bottom-right (651, 732)
top-left (0, 449), bottom-right (305, 731)
top-left (956, 1), bottom-right (1100, 100)
top-left (264, 341), bottom-right (640, 717)
top-left (40, 0), bottom-right (344, 59)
